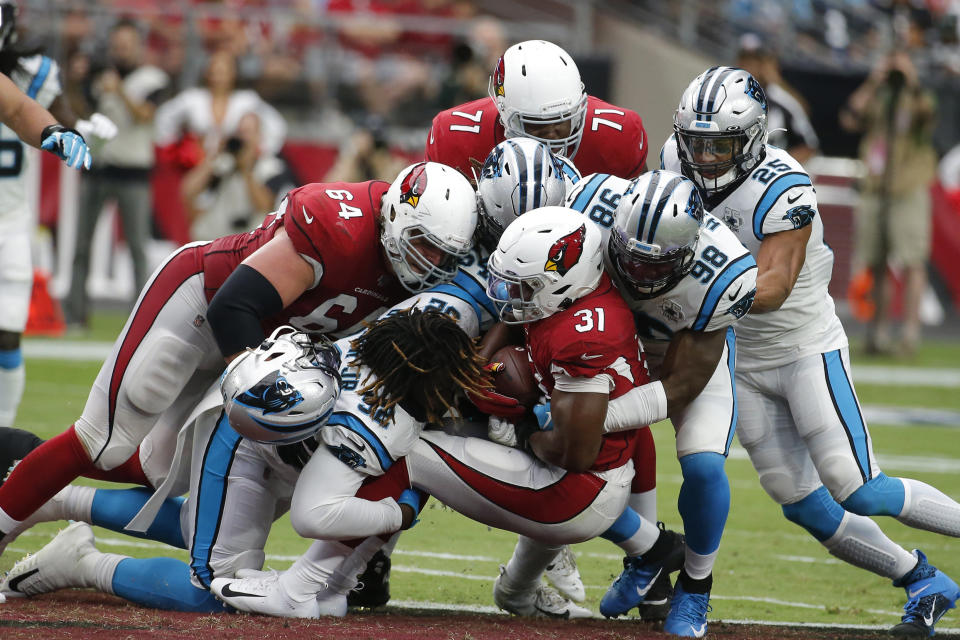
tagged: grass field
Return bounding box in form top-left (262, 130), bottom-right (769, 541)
top-left (5, 311), bottom-right (960, 634)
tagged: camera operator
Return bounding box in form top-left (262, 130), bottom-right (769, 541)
top-left (181, 111), bottom-right (296, 240)
top-left (64, 19), bottom-right (169, 330)
top-left (840, 51), bottom-right (937, 357)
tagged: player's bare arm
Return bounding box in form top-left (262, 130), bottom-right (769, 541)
top-left (658, 328), bottom-right (728, 421)
top-left (528, 388), bottom-right (606, 472)
top-left (751, 224), bottom-right (810, 313)
top-left (0, 72), bottom-right (56, 148)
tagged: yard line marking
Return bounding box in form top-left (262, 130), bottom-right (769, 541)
top-left (728, 447), bottom-right (960, 474)
top-left (773, 554), bottom-right (843, 565)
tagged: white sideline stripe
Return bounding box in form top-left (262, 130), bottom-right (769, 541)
top-left (22, 339), bottom-right (960, 386)
top-left (774, 554), bottom-right (843, 565)
top-left (728, 447), bottom-right (960, 474)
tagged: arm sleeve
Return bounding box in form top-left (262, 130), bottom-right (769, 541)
top-left (206, 264), bottom-right (284, 358)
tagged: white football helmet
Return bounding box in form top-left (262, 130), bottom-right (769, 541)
top-left (477, 138), bottom-right (572, 251)
top-left (489, 40), bottom-right (588, 158)
top-left (221, 326), bottom-right (342, 444)
top-left (381, 162), bottom-right (478, 293)
top-left (674, 66), bottom-right (768, 196)
top-left (486, 206), bottom-right (603, 324)
top-left (609, 170), bottom-right (704, 299)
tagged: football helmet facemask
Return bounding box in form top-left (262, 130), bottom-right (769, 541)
top-left (221, 326), bottom-right (342, 444)
top-left (674, 66), bottom-right (767, 196)
top-left (381, 162), bottom-right (478, 293)
top-left (486, 206), bottom-right (603, 324)
top-left (490, 40), bottom-right (588, 158)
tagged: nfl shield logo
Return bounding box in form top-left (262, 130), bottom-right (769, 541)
top-left (722, 207), bottom-right (743, 232)
top-left (660, 299), bottom-right (684, 323)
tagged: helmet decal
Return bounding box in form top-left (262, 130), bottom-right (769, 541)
top-left (400, 163), bottom-right (429, 208)
top-left (493, 56), bottom-right (506, 97)
top-left (236, 373), bottom-right (304, 415)
top-left (545, 224), bottom-right (586, 276)
top-left (481, 144), bottom-right (504, 180)
top-left (744, 76), bottom-right (767, 110)
top-left (685, 188), bottom-right (704, 222)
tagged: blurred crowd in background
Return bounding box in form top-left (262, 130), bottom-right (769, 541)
top-left (9, 0), bottom-right (960, 353)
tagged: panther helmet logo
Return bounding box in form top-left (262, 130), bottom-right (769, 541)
top-left (399, 163), bottom-right (429, 208)
top-left (544, 224), bottom-right (586, 276)
top-left (493, 56), bottom-right (505, 97)
top-left (238, 373), bottom-right (304, 415)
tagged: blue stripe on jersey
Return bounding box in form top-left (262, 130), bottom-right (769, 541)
top-left (724, 327), bottom-right (737, 455)
top-left (27, 57), bottom-right (52, 99)
top-left (452, 268), bottom-right (498, 317)
top-left (692, 254), bottom-right (755, 331)
top-left (822, 350), bottom-right (871, 482)
top-left (190, 412), bottom-right (241, 588)
top-left (326, 411), bottom-right (393, 471)
top-left (430, 283), bottom-right (485, 324)
top-left (751, 172), bottom-right (811, 241)
top-left (569, 173), bottom-right (608, 213)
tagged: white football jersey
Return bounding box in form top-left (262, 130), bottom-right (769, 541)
top-left (566, 173), bottom-right (758, 368)
top-left (0, 55), bottom-right (61, 232)
top-left (662, 137), bottom-right (847, 369)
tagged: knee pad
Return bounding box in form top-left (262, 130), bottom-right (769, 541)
top-left (841, 473), bottom-right (905, 517)
top-left (124, 331), bottom-right (204, 415)
top-left (817, 453), bottom-right (869, 504)
top-left (757, 468), bottom-right (804, 505)
top-left (781, 486), bottom-right (845, 542)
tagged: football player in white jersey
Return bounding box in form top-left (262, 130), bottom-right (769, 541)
top-left (564, 170), bottom-right (756, 636)
top-left (0, 1), bottom-right (110, 430)
top-left (664, 65), bottom-right (960, 637)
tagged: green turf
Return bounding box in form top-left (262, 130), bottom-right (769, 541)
top-left (6, 311), bottom-right (960, 631)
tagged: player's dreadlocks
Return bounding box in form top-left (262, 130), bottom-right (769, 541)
top-left (351, 308), bottom-right (490, 424)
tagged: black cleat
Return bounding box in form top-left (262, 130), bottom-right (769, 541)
top-left (657, 521), bottom-right (686, 574)
top-left (0, 427), bottom-right (45, 488)
top-left (347, 550), bottom-right (391, 608)
top-left (637, 570), bottom-right (674, 621)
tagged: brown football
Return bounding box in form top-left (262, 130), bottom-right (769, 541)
top-left (490, 345), bottom-right (541, 408)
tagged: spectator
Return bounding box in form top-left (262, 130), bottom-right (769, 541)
top-left (323, 120), bottom-right (409, 183)
top-left (154, 50), bottom-right (287, 159)
top-left (736, 33), bottom-right (820, 164)
top-left (840, 50), bottom-right (937, 357)
top-left (181, 112), bottom-right (296, 241)
top-left (63, 19), bottom-right (169, 330)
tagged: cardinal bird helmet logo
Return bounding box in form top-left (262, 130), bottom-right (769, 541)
top-left (544, 224), bottom-right (586, 276)
top-left (399, 163), bottom-right (429, 208)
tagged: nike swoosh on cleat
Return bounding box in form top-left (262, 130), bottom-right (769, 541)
top-left (219, 582), bottom-right (267, 599)
top-left (634, 568), bottom-right (663, 598)
top-left (8, 568), bottom-right (39, 593)
top-left (692, 622), bottom-right (707, 636)
top-left (534, 605), bottom-right (570, 619)
top-left (909, 584), bottom-right (931, 598)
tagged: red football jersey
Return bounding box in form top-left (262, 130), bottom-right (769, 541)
top-left (198, 180), bottom-right (407, 337)
top-left (523, 274), bottom-right (650, 472)
top-left (424, 96), bottom-right (648, 181)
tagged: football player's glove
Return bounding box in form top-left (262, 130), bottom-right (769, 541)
top-left (467, 362), bottom-right (525, 419)
top-left (40, 124), bottom-right (91, 170)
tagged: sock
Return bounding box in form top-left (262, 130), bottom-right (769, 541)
top-left (895, 477), bottom-right (960, 537)
top-left (379, 530), bottom-right (402, 559)
top-left (83, 449), bottom-right (150, 487)
top-left (678, 568), bottom-right (713, 594)
top-left (501, 535), bottom-right (563, 592)
top-left (111, 557), bottom-right (226, 612)
top-left (630, 426), bottom-right (657, 496)
top-left (822, 512), bottom-right (917, 580)
top-left (329, 537), bottom-right (386, 594)
top-left (43, 484), bottom-right (96, 523)
top-left (0, 349), bottom-right (25, 428)
top-left (678, 452), bottom-right (729, 557)
top-left (601, 507), bottom-right (660, 557)
top-left (628, 489), bottom-right (658, 524)
top-left (683, 547), bottom-right (718, 581)
top-left (0, 425), bottom-right (92, 528)
top-left (283, 539), bottom-right (354, 601)
top-left (92, 487), bottom-right (187, 548)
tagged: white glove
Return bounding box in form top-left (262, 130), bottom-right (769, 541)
top-left (488, 415), bottom-right (518, 448)
top-left (75, 112), bottom-right (118, 144)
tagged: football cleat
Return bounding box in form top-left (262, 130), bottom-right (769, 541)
top-left (346, 550), bottom-right (391, 608)
top-left (600, 554), bottom-right (664, 618)
top-left (637, 571), bottom-right (674, 621)
top-left (493, 565), bottom-right (592, 619)
top-left (0, 521), bottom-right (96, 597)
top-left (891, 550), bottom-right (960, 637)
top-left (658, 521), bottom-right (687, 574)
top-left (663, 581), bottom-right (711, 637)
top-left (211, 569), bottom-right (346, 618)
top-left (544, 545), bottom-right (585, 603)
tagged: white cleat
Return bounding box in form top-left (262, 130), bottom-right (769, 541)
top-left (493, 566), bottom-right (592, 619)
top-left (0, 521), bottom-right (96, 598)
top-left (211, 569), bottom-right (346, 618)
top-left (544, 545), bottom-right (585, 603)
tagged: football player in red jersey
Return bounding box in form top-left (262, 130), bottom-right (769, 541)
top-left (425, 39), bottom-right (648, 181)
top-left (480, 206), bottom-right (679, 616)
top-left (0, 162), bottom-right (478, 544)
